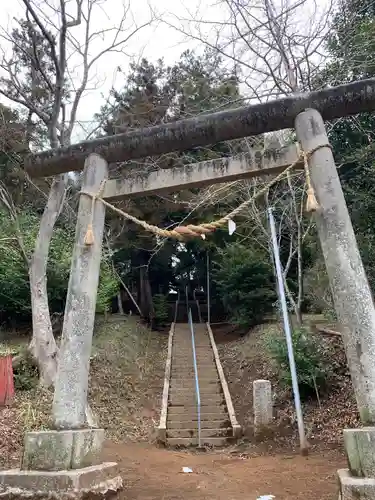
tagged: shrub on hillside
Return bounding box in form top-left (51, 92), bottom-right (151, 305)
top-left (96, 261), bottom-right (119, 314)
top-left (13, 348), bottom-right (39, 391)
top-left (212, 242), bottom-right (276, 328)
top-left (304, 258), bottom-right (336, 320)
top-left (152, 294), bottom-right (169, 327)
top-left (264, 327), bottom-right (332, 400)
top-left (0, 210), bottom-right (118, 323)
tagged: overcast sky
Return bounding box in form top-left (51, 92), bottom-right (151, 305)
top-left (1, 0), bottom-right (331, 143)
top-left (1, 0), bottom-right (214, 141)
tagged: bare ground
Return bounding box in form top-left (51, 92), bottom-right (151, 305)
top-left (0, 316), bottom-right (353, 499)
top-left (103, 441), bottom-right (345, 500)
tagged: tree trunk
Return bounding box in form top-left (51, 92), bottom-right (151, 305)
top-left (295, 232), bottom-right (304, 325)
top-left (117, 291), bottom-right (124, 315)
top-left (139, 265), bottom-right (154, 323)
top-left (28, 174), bottom-right (67, 387)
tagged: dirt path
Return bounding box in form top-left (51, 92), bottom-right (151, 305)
top-left (104, 442), bottom-right (345, 500)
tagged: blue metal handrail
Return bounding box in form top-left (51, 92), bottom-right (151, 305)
top-left (173, 291), bottom-right (180, 324)
top-left (188, 308), bottom-right (201, 447)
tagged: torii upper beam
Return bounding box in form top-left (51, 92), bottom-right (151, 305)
top-left (25, 77), bottom-right (375, 178)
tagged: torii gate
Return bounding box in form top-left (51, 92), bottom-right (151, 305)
top-left (4, 78), bottom-right (375, 499)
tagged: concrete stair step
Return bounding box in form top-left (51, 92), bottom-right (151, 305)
top-left (170, 379), bottom-right (219, 386)
top-left (172, 361), bottom-right (214, 366)
top-left (172, 343), bottom-right (211, 346)
top-left (171, 379), bottom-right (219, 385)
top-left (167, 419), bottom-right (230, 429)
top-left (171, 365), bottom-right (215, 369)
top-left (172, 366), bottom-right (217, 373)
top-left (173, 347), bottom-right (211, 350)
top-left (173, 343), bottom-right (210, 346)
top-left (169, 398), bottom-right (225, 406)
top-left (173, 351), bottom-right (211, 354)
top-left (168, 416), bottom-right (229, 425)
top-left (166, 437), bottom-right (230, 447)
top-left (171, 365), bottom-right (217, 370)
top-left (171, 370), bottom-right (217, 374)
top-left (172, 341), bottom-right (210, 344)
top-left (168, 405), bottom-right (226, 415)
top-left (172, 356), bottom-right (216, 368)
top-left (171, 373), bottom-right (218, 378)
top-left (166, 428), bottom-right (232, 439)
top-left (172, 375), bottom-right (219, 379)
top-left (172, 347), bottom-right (211, 350)
top-left (170, 380), bottom-right (219, 385)
top-left (169, 387), bottom-right (221, 394)
top-left (169, 393), bottom-right (224, 401)
top-left (170, 385), bottom-right (220, 391)
top-left (172, 357), bottom-right (211, 360)
top-left (172, 363), bottom-right (216, 367)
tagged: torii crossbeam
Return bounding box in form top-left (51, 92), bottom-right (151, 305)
top-left (25, 77), bottom-right (375, 178)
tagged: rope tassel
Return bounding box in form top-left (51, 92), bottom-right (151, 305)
top-left (302, 150), bottom-right (320, 213)
top-left (83, 180), bottom-right (106, 246)
top-left (84, 223), bottom-right (95, 246)
top-left (306, 187), bottom-right (319, 213)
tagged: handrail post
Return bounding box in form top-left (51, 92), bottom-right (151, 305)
top-left (188, 308), bottom-right (201, 447)
top-left (207, 252), bottom-right (211, 324)
top-left (174, 291), bottom-right (180, 324)
top-left (268, 207), bottom-right (308, 455)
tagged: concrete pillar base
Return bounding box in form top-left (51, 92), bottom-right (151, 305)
top-left (338, 468), bottom-right (375, 500)
top-left (344, 427), bottom-right (375, 477)
top-left (22, 429), bottom-right (105, 471)
top-left (0, 462), bottom-right (122, 499)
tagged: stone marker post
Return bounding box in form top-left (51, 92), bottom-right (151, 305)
top-left (296, 109), bottom-right (375, 499)
top-left (253, 379), bottom-right (273, 433)
top-left (53, 153), bottom-right (108, 429)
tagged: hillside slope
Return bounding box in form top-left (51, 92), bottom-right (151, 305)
top-left (0, 316), bottom-right (167, 468)
top-left (216, 321), bottom-right (360, 453)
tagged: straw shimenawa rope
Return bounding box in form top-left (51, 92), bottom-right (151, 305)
top-left (81, 143), bottom-right (330, 245)
top-left (296, 143), bottom-right (330, 213)
top-left (83, 179), bottom-right (106, 246)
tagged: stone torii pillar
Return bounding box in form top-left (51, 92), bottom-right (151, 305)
top-left (52, 153), bottom-right (108, 429)
top-left (296, 109), bottom-right (375, 500)
top-left (0, 154), bottom-right (122, 499)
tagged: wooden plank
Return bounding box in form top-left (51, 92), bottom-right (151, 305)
top-left (315, 326), bottom-right (342, 337)
top-left (206, 323), bottom-right (242, 439)
top-left (102, 145), bottom-right (301, 201)
top-left (156, 322), bottom-right (175, 443)
top-left (25, 77), bottom-right (375, 177)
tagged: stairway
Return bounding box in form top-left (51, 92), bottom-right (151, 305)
top-left (157, 322), bottom-right (241, 447)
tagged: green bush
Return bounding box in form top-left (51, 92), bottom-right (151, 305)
top-left (0, 210), bottom-right (119, 321)
top-left (264, 327), bottom-right (331, 400)
top-left (212, 242), bottom-right (276, 328)
top-left (153, 293), bottom-right (169, 326)
top-left (96, 261), bottom-right (119, 314)
top-left (12, 348), bottom-right (39, 391)
top-left (303, 258), bottom-right (336, 319)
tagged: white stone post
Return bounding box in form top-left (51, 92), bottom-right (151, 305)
top-left (296, 109), bottom-right (375, 499)
top-left (253, 379), bottom-right (273, 432)
top-left (52, 153), bottom-right (108, 429)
